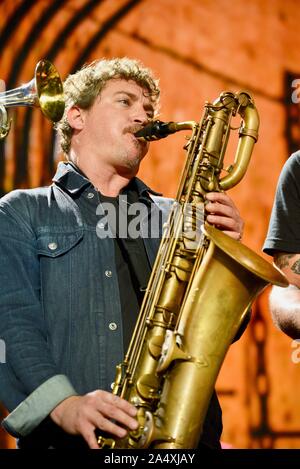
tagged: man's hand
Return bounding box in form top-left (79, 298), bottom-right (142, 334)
top-left (205, 192), bottom-right (244, 241)
top-left (50, 390), bottom-right (138, 449)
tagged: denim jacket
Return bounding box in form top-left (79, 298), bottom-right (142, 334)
top-left (0, 162), bottom-right (174, 438)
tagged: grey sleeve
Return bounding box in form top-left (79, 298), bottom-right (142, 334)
top-left (263, 151), bottom-right (300, 256)
top-left (2, 375), bottom-right (78, 437)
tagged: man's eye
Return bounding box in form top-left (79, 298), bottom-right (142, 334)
top-left (119, 98), bottom-right (130, 106)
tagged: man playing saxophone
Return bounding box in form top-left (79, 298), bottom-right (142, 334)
top-left (0, 57), bottom-right (244, 449)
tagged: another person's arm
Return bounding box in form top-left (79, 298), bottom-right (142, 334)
top-left (270, 252), bottom-right (300, 339)
top-left (263, 152), bottom-right (300, 339)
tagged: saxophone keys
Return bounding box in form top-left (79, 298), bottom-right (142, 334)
top-left (136, 374), bottom-right (160, 400)
top-left (157, 330), bottom-right (191, 373)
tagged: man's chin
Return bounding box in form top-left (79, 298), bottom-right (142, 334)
top-left (127, 150), bottom-right (145, 168)
top-left (126, 158), bottom-right (141, 173)
top-left (116, 156), bottom-right (141, 176)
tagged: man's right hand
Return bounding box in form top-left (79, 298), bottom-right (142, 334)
top-left (50, 390), bottom-right (139, 449)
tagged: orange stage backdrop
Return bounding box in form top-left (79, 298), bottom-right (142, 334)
top-left (0, 0), bottom-right (300, 449)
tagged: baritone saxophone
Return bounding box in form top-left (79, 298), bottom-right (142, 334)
top-left (98, 91), bottom-right (288, 449)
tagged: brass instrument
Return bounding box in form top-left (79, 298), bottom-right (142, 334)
top-left (0, 60), bottom-right (65, 139)
top-left (98, 91), bottom-right (288, 449)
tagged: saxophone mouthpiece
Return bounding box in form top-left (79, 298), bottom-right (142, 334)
top-left (134, 120), bottom-right (177, 141)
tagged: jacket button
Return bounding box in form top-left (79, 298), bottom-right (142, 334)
top-left (48, 242), bottom-right (58, 251)
top-left (109, 322), bottom-right (117, 331)
top-left (105, 270), bottom-right (112, 278)
top-left (87, 192), bottom-right (94, 199)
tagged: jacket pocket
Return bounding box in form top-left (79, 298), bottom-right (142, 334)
top-left (36, 230), bottom-right (84, 257)
top-left (36, 230), bottom-right (84, 376)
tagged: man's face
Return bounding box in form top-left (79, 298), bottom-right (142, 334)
top-left (77, 79), bottom-right (155, 175)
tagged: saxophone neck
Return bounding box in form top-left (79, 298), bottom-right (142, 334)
top-left (219, 91), bottom-right (259, 191)
top-left (135, 90), bottom-right (259, 194)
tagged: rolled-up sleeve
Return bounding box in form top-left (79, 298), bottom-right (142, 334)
top-left (2, 375), bottom-right (77, 437)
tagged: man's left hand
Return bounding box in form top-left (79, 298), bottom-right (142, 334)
top-left (205, 192), bottom-right (244, 241)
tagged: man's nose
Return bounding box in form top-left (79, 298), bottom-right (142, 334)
top-left (132, 107), bottom-right (149, 126)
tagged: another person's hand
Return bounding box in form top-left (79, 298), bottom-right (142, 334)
top-left (50, 390), bottom-right (138, 449)
top-left (205, 192), bottom-right (244, 241)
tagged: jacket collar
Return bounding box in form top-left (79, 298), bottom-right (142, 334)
top-left (52, 162), bottom-right (90, 195)
top-left (52, 161), bottom-right (161, 198)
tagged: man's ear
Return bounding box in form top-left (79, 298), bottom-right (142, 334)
top-left (67, 106), bottom-right (85, 130)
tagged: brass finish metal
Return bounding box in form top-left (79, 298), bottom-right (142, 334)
top-left (98, 91), bottom-right (288, 449)
top-left (0, 60), bottom-right (65, 139)
top-left (150, 223), bottom-right (287, 448)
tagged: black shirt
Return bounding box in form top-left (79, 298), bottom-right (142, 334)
top-left (99, 180), bottom-right (151, 352)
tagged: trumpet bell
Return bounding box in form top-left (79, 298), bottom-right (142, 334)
top-left (0, 60), bottom-right (65, 139)
top-left (34, 59), bottom-right (65, 122)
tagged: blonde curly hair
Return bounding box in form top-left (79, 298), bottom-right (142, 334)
top-left (55, 57), bottom-right (160, 156)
